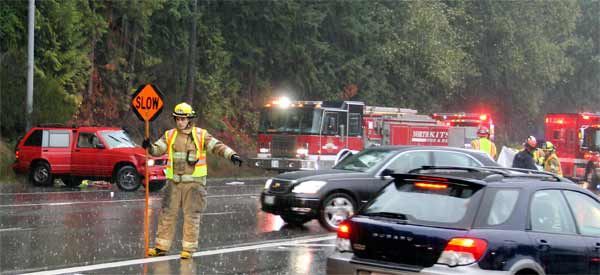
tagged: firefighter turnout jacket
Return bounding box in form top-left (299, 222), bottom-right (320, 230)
top-left (544, 153), bottom-right (563, 177)
top-left (470, 137), bottom-right (497, 159)
top-left (148, 126), bottom-right (236, 182)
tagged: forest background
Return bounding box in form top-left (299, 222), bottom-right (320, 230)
top-left (1, 0), bottom-right (598, 177)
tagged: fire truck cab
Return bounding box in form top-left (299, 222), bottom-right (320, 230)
top-left (252, 99), bottom-right (365, 171)
top-left (545, 113), bottom-right (600, 191)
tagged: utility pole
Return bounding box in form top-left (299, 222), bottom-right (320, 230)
top-left (26, 0), bottom-right (35, 130)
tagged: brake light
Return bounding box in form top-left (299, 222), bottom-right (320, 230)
top-left (336, 222), bottom-right (352, 252)
top-left (415, 182), bottom-right (448, 190)
top-left (437, 237), bottom-right (488, 266)
top-left (338, 223), bottom-right (350, 239)
top-left (15, 150), bottom-right (19, 160)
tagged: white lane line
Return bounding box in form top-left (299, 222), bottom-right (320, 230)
top-left (0, 227), bottom-right (34, 232)
top-left (22, 235), bottom-right (336, 275)
top-left (0, 193), bottom-right (258, 208)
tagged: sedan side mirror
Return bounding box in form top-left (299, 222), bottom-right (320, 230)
top-left (380, 168), bottom-right (394, 180)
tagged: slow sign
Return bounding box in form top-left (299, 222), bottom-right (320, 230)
top-left (131, 84), bottom-right (164, 122)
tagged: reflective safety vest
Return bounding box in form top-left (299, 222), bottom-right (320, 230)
top-left (164, 127), bottom-right (207, 179)
top-left (472, 138), bottom-right (493, 157)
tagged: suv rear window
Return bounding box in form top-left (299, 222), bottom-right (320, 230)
top-left (24, 130), bottom-right (43, 146)
top-left (362, 180), bottom-right (483, 228)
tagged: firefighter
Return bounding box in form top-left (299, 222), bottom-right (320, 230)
top-left (512, 136), bottom-right (539, 170)
top-left (542, 141), bottom-right (563, 176)
top-left (470, 126), bottom-right (497, 159)
top-left (143, 102), bottom-right (243, 259)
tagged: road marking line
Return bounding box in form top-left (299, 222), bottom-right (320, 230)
top-left (0, 227), bottom-right (34, 232)
top-left (0, 194), bottom-right (258, 208)
top-left (22, 235), bottom-right (336, 275)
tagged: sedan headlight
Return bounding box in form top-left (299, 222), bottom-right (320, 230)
top-left (292, 180), bottom-right (327, 194)
top-left (147, 159), bottom-right (155, 167)
top-left (264, 178), bottom-right (273, 189)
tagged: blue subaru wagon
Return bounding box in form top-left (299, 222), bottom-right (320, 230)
top-left (327, 167), bottom-right (600, 275)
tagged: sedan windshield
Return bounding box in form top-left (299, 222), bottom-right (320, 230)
top-left (334, 148), bottom-right (396, 172)
top-left (100, 130), bottom-right (137, 149)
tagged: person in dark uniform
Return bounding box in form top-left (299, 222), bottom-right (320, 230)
top-left (512, 136), bottom-right (538, 170)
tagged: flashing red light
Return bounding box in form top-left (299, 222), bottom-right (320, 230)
top-left (415, 182), bottom-right (448, 190)
top-left (583, 115), bottom-right (590, 120)
top-left (557, 119), bottom-right (564, 124)
top-left (444, 238), bottom-right (488, 261)
top-left (15, 150), bottom-right (19, 160)
top-left (337, 223), bottom-right (350, 239)
top-left (479, 114), bottom-right (488, 121)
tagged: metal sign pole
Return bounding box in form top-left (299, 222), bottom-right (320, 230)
top-left (144, 120), bottom-right (150, 257)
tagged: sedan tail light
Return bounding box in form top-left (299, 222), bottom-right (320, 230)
top-left (437, 237), bottom-right (487, 266)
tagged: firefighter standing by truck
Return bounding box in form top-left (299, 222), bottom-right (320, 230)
top-left (542, 141), bottom-right (563, 176)
top-left (143, 102), bottom-right (243, 259)
top-left (470, 126), bottom-right (497, 159)
top-left (512, 136), bottom-right (539, 170)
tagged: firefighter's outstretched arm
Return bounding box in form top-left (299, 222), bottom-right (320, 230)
top-left (143, 134), bottom-right (168, 157)
top-left (204, 132), bottom-right (243, 167)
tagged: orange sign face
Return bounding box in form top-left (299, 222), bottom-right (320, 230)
top-left (131, 84), bottom-right (164, 121)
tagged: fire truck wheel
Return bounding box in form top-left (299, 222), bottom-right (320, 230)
top-left (281, 214), bottom-right (310, 226)
top-left (29, 161), bottom-right (53, 187)
top-left (115, 165), bottom-right (141, 192)
top-left (319, 193), bottom-right (356, 232)
top-left (585, 166), bottom-right (599, 192)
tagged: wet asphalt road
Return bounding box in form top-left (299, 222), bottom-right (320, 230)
top-left (0, 178), bottom-right (334, 274)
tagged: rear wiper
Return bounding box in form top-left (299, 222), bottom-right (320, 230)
top-left (364, 212), bottom-right (408, 221)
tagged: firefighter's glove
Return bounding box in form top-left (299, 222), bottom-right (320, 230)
top-left (231, 154), bottom-right (243, 167)
top-left (142, 138), bottom-right (151, 149)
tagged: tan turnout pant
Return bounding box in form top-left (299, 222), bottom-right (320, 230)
top-left (154, 178), bottom-right (207, 252)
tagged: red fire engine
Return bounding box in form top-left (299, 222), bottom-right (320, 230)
top-left (250, 98), bottom-right (449, 171)
top-left (545, 113), bottom-right (600, 190)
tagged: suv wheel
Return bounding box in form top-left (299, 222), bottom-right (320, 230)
top-left (319, 193), bottom-right (356, 232)
top-left (115, 165), bottom-right (141, 191)
top-left (29, 162), bottom-right (53, 186)
top-left (281, 214), bottom-right (311, 226)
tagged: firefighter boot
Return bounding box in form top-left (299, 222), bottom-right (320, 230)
top-left (180, 250), bottom-right (192, 259)
top-left (148, 247), bottom-right (167, 257)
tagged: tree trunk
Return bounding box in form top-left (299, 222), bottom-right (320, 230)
top-left (185, 0), bottom-right (198, 103)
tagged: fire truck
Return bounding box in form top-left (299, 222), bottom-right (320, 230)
top-left (545, 113), bottom-right (600, 190)
top-left (250, 98), bottom-right (449, 172)
top-left (431, 112), bottom-right (495, 148)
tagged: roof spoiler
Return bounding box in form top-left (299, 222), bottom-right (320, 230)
top-left (407, 165), bottom-right (565, 182)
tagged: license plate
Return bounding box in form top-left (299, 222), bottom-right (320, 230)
top-left (264, 195), bottom-right (275, 205)
top-left (271, 160), bottom-right (279, 168)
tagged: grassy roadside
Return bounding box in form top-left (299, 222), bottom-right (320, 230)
top-left (0, 139), bottom-right (17, 183)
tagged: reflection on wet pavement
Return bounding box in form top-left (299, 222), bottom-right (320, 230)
top-left (0, 179), bottom-right (332, 274)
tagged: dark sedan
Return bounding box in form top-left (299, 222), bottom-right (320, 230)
top-left (260, 146), bottom-right (498, 231)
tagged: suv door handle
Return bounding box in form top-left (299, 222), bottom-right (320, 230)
top-left (537, 239), bottom-right (551, 251)
top-left (74, 150), bottom-right (80, 152)
top-left (42, 149), bottom-right (48, 152)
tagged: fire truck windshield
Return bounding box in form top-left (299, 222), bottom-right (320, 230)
top-left (259, 107), bottom-right (323, 134)
top-left (583, 128), bottom-right (600, 151)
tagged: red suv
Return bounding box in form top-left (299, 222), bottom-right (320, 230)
top-left (12, 125), bottom-right (167, 192)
